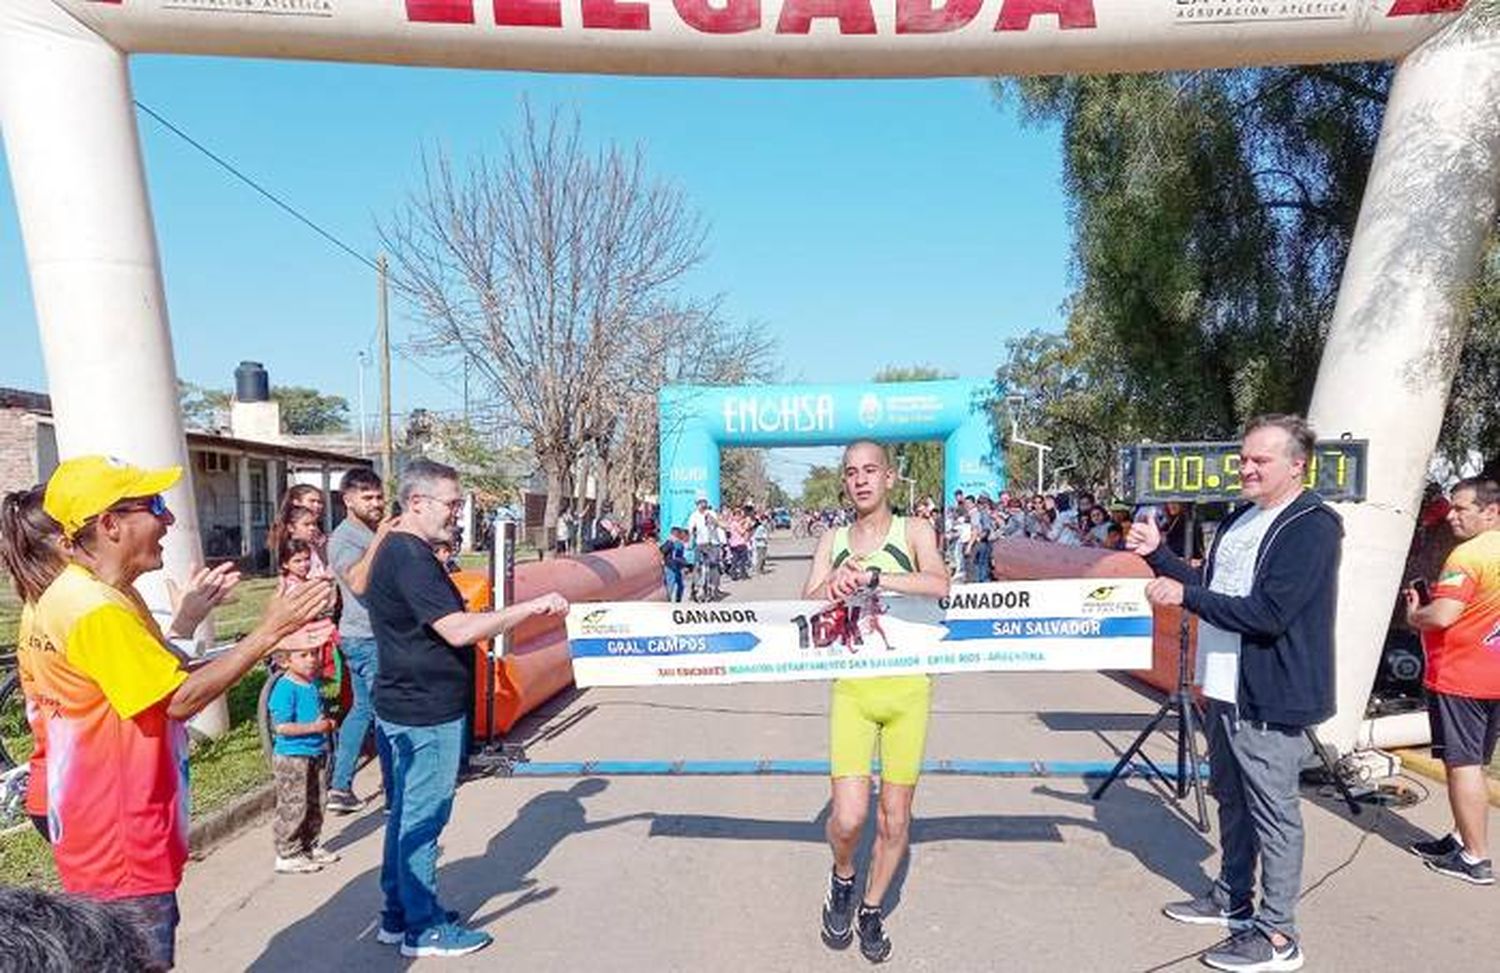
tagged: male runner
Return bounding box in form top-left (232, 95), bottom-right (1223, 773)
top-left (803, 440), bottom-right (949, 963)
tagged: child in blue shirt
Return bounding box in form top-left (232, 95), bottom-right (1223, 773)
top-left (268, 646), bottom-right (339, 874)
top-left (660, 527), bottom-right (688, 602)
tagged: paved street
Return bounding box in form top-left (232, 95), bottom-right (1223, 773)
top-left (176, 536), bottom-right (1498, 971)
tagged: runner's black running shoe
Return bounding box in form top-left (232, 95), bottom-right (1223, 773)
top-left (1424, 847), bottom-right (1495, 885)
top-left (1409, 833), bottom-right (1461, 862)
top-left (820, 870), bottom-right (856, 949)
top-left (856, 905), bottom-right (891, 964)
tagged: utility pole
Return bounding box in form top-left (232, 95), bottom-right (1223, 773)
top-left (378, 254), bottom-right (394, 497)
top-left (356, 350), bottom-right (369, 456)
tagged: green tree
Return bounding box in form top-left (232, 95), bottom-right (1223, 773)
top-left (1442, 241), bottom-right (1500, 463)
top-left (271, 386), bottom-right (350, 435)
top-left (428, 417), bottom-right (517, 503)
top-left (178, 381), bottom-right (350, 436)
top-left (993, 327), bottom-right (1130, 494)
top-left (178, 380), bottom-right (230, 431)
top-left (994, 69), bottom-right (1500, 467)
top-left (800, 465), bottom-right (843, 510)
top-left (873, 365), bottom-right (951, 506)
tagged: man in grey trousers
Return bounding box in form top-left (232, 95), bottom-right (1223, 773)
top-left (1129, 414), bottom-right (1342, 973)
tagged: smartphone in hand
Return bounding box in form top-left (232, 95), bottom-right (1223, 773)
top-left (1410, 578), bottom-right (1433, 606)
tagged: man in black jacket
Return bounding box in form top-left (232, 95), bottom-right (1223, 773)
top-left (1128, 414), bottom-right (1341, 973)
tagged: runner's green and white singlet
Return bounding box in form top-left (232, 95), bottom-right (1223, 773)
top-left (830, 516), bottom-right (930, 696)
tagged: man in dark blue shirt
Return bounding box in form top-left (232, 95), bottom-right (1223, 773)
top-left (1131, 415), bottom-right (1340, 973)
top-left (366, 459), bottom-right (568, 959)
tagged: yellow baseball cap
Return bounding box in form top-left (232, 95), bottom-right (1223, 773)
top-left (44, 455), bottom-right (182, 538)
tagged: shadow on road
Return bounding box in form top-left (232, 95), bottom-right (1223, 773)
top-left (644, 786), bottom-right (1201, 918)
top-left (647, 797), bottom-right (923, 916)
top-left (1032, 782), bottom-right (1214, 899)
top-left (248, 778), bottom-right (643, 971)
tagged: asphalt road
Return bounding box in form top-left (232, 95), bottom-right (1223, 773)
top-left (174, 535), bottom-right (1499, 971)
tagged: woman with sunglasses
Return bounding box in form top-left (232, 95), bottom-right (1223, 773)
top-left (25, 456), bottom-right (332, 970)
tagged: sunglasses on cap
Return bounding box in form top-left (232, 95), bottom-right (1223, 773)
top-left (68, 493), bottom-right (170, 545)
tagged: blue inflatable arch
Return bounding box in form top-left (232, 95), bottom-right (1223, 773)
top-left (658, 379), bottom-right (1004, 530)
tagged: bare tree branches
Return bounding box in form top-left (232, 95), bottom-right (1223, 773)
top-left (381, 104), bottom-right (777, 534)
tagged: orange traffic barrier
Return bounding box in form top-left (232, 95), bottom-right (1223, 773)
top-left (988, 539), bottom-right (1195, 695)
top-left (459, 543), bottom-right (666, 736)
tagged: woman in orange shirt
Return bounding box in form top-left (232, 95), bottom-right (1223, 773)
top-left (1, 486), bottom-right (66, 841)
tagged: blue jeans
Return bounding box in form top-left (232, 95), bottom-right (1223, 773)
top-left (120, 891), bottom-right (179, 970)
top-left (331, 637), bottom-right (392, 796)
top-left (377, 715), bottom-right (464, 934)
top-left (967, 541), bottom-right (992, 582)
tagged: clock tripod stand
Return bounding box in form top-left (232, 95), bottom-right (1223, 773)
top-left (1092, 504), bottom-right (1211, 831)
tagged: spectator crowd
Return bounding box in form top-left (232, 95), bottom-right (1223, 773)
top-left (921, 490), bottom-right (1208, 583)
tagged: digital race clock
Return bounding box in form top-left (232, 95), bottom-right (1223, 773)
top-left (1120, 440), bottom-right (1368, 504)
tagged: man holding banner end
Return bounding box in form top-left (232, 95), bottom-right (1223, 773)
top-left (803, 440), bottom-right (949, 964)
top-left (1129, 415), bottom-right (1341, 973)
top-left (365, 459), bottom-right (570, 958)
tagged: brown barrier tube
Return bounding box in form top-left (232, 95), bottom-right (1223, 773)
top-left (988, 539), bottom-right (1194, 695)
top-left (458, 543), bottom-right (666, 736)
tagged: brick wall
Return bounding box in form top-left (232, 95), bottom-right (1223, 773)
top-left (0, 407), bottom-right (40, 495)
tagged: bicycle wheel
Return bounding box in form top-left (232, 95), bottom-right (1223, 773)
top-left (0, 667), bottom-right (33, 773)
top-left (256, 667), bottom-right (283, 766)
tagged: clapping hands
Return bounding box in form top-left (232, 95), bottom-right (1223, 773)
top-left (167, 562), bottom-right (242, 637)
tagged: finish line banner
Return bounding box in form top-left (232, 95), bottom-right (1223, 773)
top-left (565, 579), bottom-right (1152, 688)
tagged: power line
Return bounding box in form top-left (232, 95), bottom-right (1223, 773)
top-left (394, 343), bottom-right (469, 402)
top-left (134, 99), bottom-right (381, 278)
top-left (136, 99), bottom-right (384, 365)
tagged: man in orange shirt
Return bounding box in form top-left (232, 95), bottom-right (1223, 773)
top-left (31, 456), bottom-right (332, 969)
top-left (1406, 476), bottom-right (1500, 886)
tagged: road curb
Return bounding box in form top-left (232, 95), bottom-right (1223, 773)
top-left (188, 782), bottom-right (275, 859)
top-left (1393, 748), bottom-right (1500, 808)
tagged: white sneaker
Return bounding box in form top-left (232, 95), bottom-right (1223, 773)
top-left (275, 855), bottom-right (322, 874)
top-left (307, 845), bottom-right (341, 865)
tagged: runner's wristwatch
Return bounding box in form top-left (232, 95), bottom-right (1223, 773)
top-left (866, 566), bottom-right (881, 590)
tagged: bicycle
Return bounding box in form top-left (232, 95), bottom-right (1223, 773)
top-left (0, 653), bottom-right (36, 833)
top-left (0, 655), bottom-right (27, 770)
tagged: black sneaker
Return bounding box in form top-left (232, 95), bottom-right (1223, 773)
top-left (820, 871), bottom-right (856, 949)
top-left (1409, 833), bottom-right (1462, 862)
top-left (1424, 847), bottom-right (1495, 885)
top-left (856, 905), bottom-right (891, 964)
top-left (325, 790), bottom-right (363, 814)
top-left (1202, 928), bottom-right (1304, 972)
top-left (1161, 896), bottom-right (1254, 930)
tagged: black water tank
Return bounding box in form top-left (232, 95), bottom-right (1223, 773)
top-left (234, 361), bottom-right (270, 403)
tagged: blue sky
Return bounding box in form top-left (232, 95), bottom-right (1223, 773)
top-left (0, 57), bottom-right (1072, 490)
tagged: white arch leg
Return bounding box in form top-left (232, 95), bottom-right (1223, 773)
top-left (1, 1), bottom-right (225, 734)
top-left (1310, 18), bottom-right (1500, 755)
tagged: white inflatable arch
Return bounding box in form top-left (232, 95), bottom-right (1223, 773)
top-left (2, 0), bottom-right (1497, 753)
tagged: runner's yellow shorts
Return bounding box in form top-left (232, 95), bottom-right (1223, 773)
top-left (829, 674), bottom-right (932, 786)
